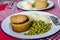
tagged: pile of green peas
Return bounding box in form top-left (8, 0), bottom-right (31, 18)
top-left (25, 20), bottom-right (52, 35)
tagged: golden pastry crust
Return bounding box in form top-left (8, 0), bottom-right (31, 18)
top-left (10, 15), bottom-right (32, 32)
top-left (40, 0), bottom-right (47, 2)
top-left (12, 19), bottom-right (31, 32)
top-left (10, 15), bottom-right (28, 24)
top-left (35, 0), bottom-right (47, 9)
top-left (36, 0), bottom-right (47, 2)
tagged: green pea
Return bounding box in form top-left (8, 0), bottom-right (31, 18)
top-left (24, 20), bottom-right (52, 35)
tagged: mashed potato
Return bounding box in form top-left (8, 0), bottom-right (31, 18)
top-left (27, 0), bottom-right (35, 4)
top-left (22, 1), bottom-right (33, 10)
top-left (30, 13), bottom-right (51, 23)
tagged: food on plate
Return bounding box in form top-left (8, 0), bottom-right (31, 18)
top-left (35, 0), bottom-right (47, 9)
top-left (10, 15), bottom-right (32, 32)
top-left (21, 0), bottom-right (48, 10)
top-left (10, 13), bottom-right (52, 35)
top-left (22, 1), bottom-right (33, 10)
top-left (25, 20), bottom-right (52, 35)
top-left (24, 13), bottom-right (52, 35)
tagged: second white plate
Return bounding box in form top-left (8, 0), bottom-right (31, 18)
top-left (16, 0), bottom-right (54, 10)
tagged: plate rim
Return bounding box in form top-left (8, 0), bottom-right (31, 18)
top-left (1, 27), bottom-right (60, 39)
top-left (1, 11), bottom-right (60, 39)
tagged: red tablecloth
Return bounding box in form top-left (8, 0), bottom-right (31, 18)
top-left (0, 4), bottom-right (8, 11)
top-left (0, 3), bottom-right (21, 40)
top-left (0, 0), bottom-right (60, 40)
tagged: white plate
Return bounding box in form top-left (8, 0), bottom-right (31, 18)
top-left (16, 0), bottom-right (54, 10)
top-left (1, 11), bottom-right (60, 39)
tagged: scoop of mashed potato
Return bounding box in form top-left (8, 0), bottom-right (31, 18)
top-left (22, 1), bottom-right (33, 10)
top-left (30, 13), bottom-right (51, 23)
top-left (27, 0), bottom-right (35, 4)
top-left (38, 15), bottom-right (51, 23)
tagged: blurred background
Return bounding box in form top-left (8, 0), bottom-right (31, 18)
top-left (0, 0), bottom-right (12, 4)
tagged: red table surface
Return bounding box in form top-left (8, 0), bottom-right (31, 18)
top-left (0, 3), bottom-right (19, 40)
top-left (0, 4), bottom-right (8, 11)
top-left (0, 0), bottom-right (60, 40)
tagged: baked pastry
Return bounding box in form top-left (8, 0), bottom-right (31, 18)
top-left (10, 15), bottom-right (28, 24)
top-left (10, 15), bottom-right (32, 32)
top-left (35, 0), bottom-right (47, 9)
top-left (35, 0), bottom-right (47, 2)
